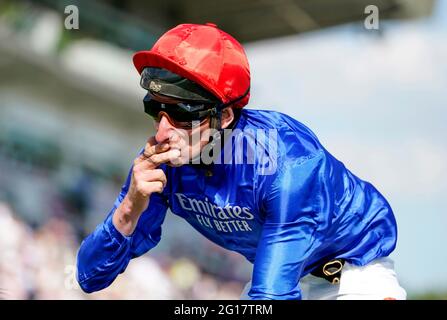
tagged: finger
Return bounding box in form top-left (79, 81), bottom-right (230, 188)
top-left (169, 149), bottom-right (187, 166)
top-left (137, 181), bottom-right (165, 195)
top-left (136, 169), bottom-right (167, 188)
top-left (141, 137), bottom-right (170, 159)
top-left (148, 148), bottom-right (181, 166)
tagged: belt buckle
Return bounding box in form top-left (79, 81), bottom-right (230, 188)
top-left (322, 260), bottom-right (344, 284)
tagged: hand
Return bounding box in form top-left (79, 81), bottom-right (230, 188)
top-left (113, 137), bottom-right (180, 236)
top-left (128, 136), bottom-right (178, 200)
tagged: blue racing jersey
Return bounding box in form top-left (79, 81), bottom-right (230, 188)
top-left (76, 109), bottom-right (398, 299)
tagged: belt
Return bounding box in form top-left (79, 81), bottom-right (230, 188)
top-left (310, 259), bottom-right (345, 284)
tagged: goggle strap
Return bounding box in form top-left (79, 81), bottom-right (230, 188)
top-left (209, 85), bottom-right (248, 130)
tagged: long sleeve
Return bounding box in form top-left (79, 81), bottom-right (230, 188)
top-left (249, 150), bottom-right (334, 299)
top-left (76, 166), bottom-right (168, 293)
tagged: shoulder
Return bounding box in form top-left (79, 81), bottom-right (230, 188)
top-left (237, 109), bottom-right (324, 162)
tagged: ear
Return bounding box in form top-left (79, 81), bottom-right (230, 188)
top-left (220, 107), bottom-right (234, 129)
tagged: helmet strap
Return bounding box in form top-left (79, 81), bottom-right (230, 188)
top-left (209, 107), bottom-right (222, 132)
top-left (205, 107), bottom-right (222, 163)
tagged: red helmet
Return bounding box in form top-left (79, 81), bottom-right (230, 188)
top-left (133, 23), bottom-right (250, 108)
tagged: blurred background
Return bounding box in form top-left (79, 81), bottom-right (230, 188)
top-left (0, 0), bottom-right (445, 299)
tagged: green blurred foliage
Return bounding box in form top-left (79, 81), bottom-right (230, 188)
top-left (409, 291), bottom-right (447, 300)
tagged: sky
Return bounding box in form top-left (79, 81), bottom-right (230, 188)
top-left (244, 0), bottom-right (447, 294)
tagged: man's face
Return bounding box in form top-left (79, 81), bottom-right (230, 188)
top-left (150, 94), bottom-right (210, 166)
top-left (150, 94), bottom-right (234, 167)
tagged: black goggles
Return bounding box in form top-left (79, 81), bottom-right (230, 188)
top-left (143, 94), bottom-right (216, 128)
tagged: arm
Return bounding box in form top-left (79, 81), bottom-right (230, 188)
top-left (249, 150), bottom-right (335, 299)
top-left (76, 138), bottom-right (180, 293)
top-left (76, 166), bottom-right (168, 293)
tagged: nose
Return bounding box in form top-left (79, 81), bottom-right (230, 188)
top-left (155, 114), bottom-right (175, 143)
